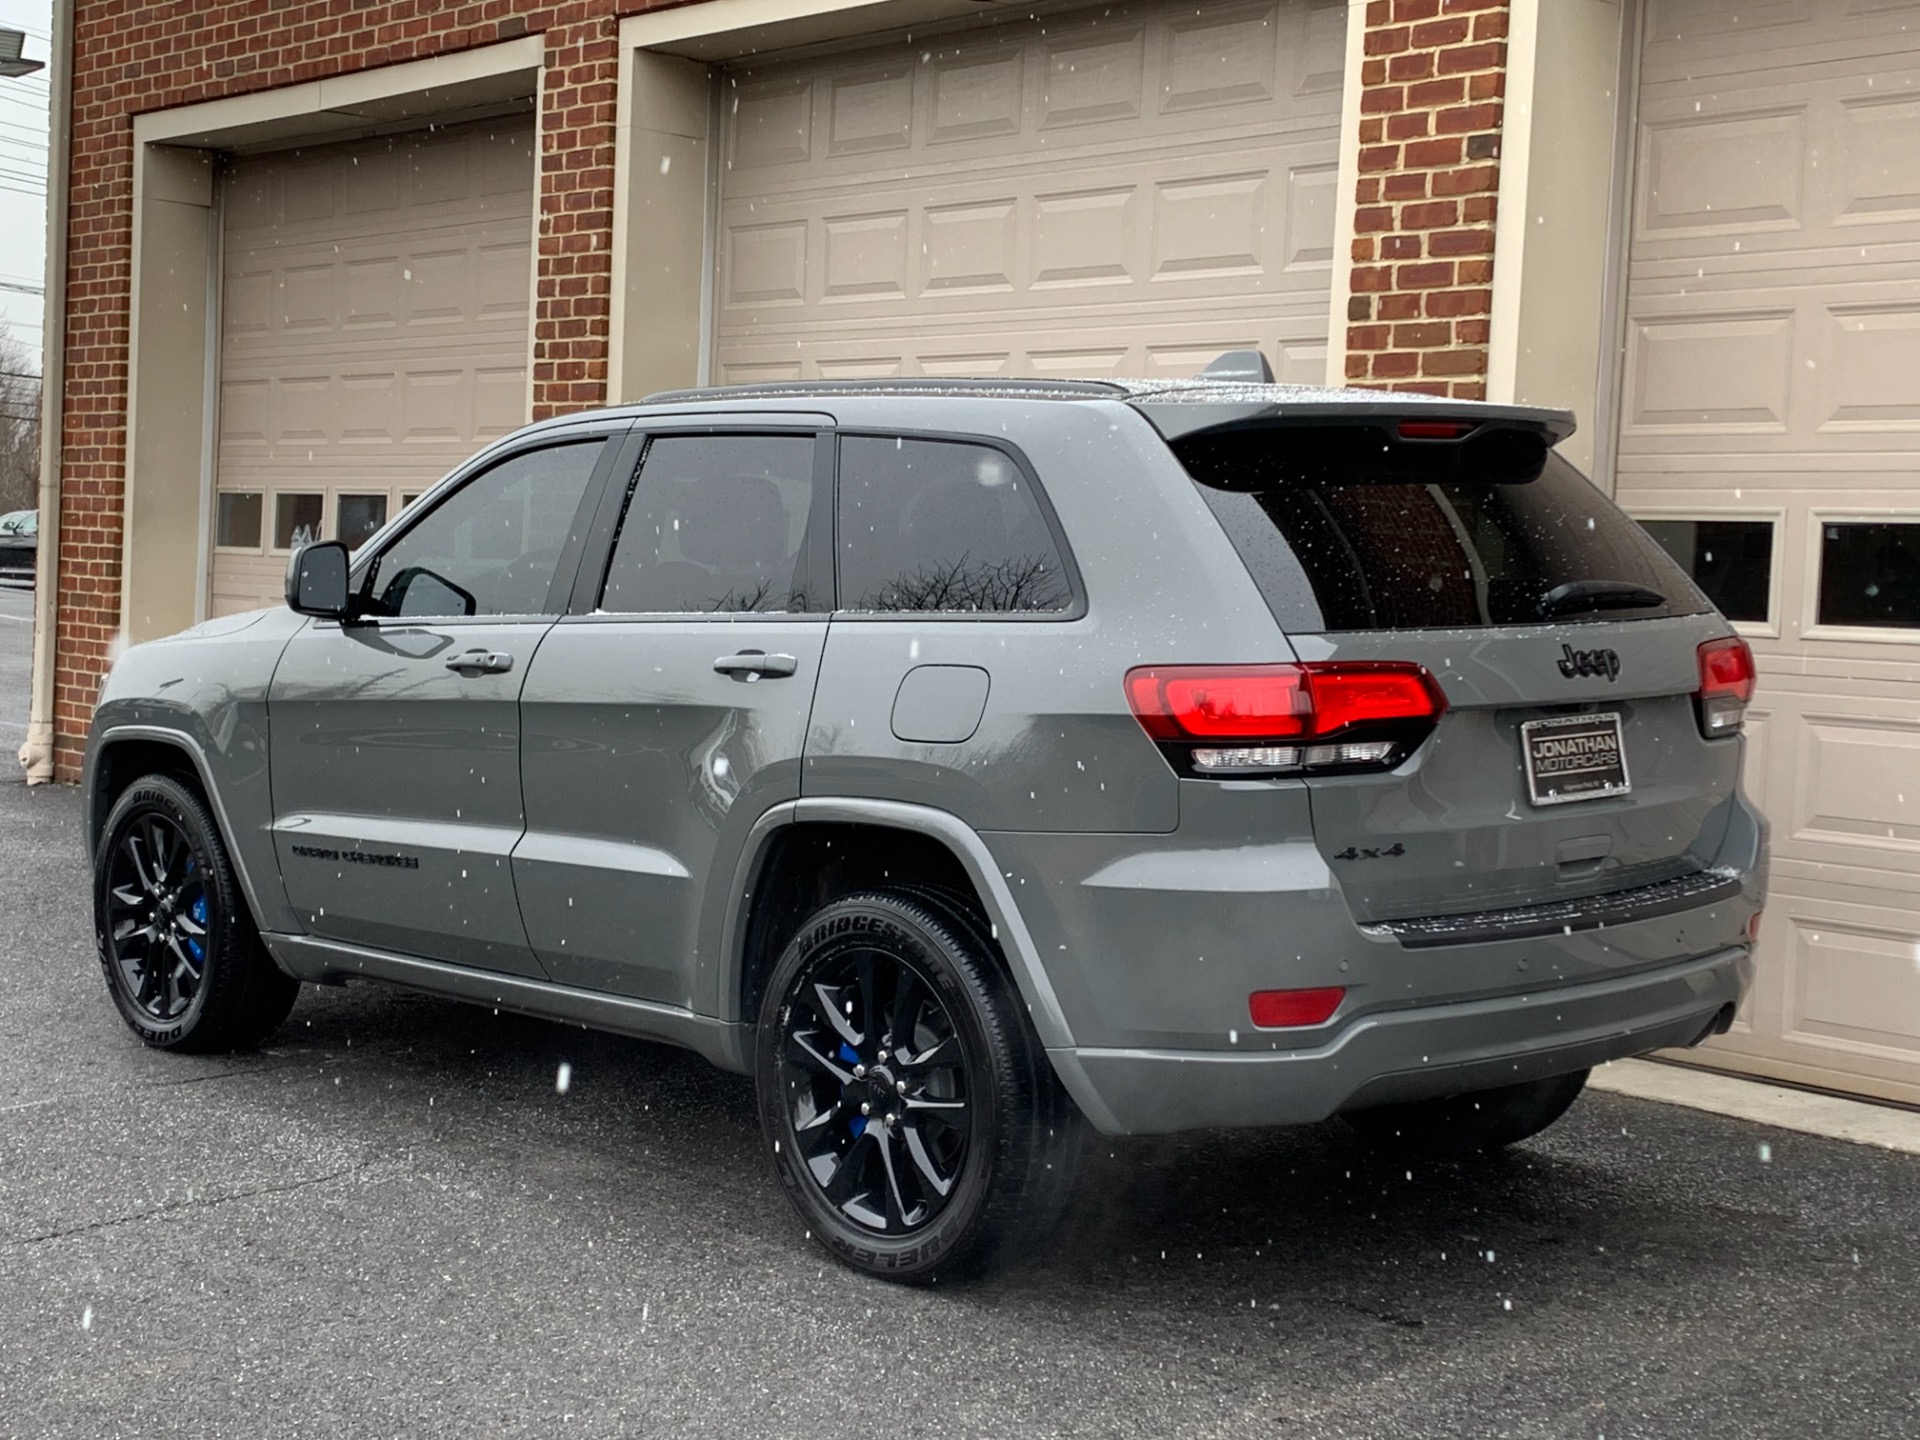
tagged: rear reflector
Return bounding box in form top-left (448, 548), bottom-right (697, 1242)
top-left (1696, 636), bottom-right (1757, 738)
top-left (1126, 663), bottom-right (1446, 776)
top-left (1249, 986), bottom-right (1346, 1029)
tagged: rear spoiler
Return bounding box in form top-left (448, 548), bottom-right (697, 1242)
top-left (1129, 394), bottom-right (1576, 445)
top-left (1137, 399), bottom-right (1578, 488)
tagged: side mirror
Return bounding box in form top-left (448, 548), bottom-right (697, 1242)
top-left (286, 541), bottom-right (353, 619)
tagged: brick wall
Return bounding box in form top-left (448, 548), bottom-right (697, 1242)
top-left (49, 0), bottom-right (683, 779)
top-left (1344, 0), bottom-right (1510, 399)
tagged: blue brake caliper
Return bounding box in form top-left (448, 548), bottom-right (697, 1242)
top-left (184, 861), bottom-right (206, 966)
top-left (839, 1042), bottom-right (864, 1136)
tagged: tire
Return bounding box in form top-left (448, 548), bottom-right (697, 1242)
top-left (754, 889), bottom-right (1081, 1284)
top-left (1343, 1069), bottom-right (1590, 1158)
top-left (93, 774), bottom-right (299, 1052)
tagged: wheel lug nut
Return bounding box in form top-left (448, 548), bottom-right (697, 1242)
top-left (884, 1113), bottom-right (897, 1129)
top-left (852, 1064), bottom-right (867, 1078)
top-left (896, 1080), bottom-right (906, 1094)
top-left (860, 1102), bottom-right (871, 1116)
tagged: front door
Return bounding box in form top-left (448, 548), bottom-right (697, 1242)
top-left (267, 433), bottom-right (616, 975)
top-left (515, 429), bottom-right (832, 1008)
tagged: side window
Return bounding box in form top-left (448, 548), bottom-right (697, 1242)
top-left (837, 436), bottom-right (1072, 613)
top-left (366, 440), bottom-right (604, 618)
top-left (599, 434), bottom-right (821, 614)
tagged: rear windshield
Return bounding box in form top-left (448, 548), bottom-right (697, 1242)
top-left (1176, 432), bottom-right (1709, 632)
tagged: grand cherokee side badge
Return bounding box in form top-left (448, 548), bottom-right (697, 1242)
top-left (1557, 644), bottom-right (1621, 681)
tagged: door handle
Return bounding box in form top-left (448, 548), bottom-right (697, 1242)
top-left (713, 650), bottom-right (798, 680)
top-left (445, 649), bottom-right (514, 675)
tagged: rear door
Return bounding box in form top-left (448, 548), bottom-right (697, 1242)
top-left (1167, 419), bottom-right (1741, 925)
top-left (513, 424), bottom-right (833, 1008)
top-left (267, 430), bottom-right (616, 975)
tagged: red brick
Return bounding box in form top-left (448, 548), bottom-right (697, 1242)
top-left (1381, 233), bottom-right (1423, 259)
top-left (1392, 321), bottom-right (1453, 348)
top-left (1438, 42), bottom-right (1505, 75)
top-left (1378, 293), bottom-right (1424, 321)
top-left (1396, 261), bottom-right (1456, 288)
top-left (1404, 136), bottom-right (1465, 168)
top-left (1348, 324), bottom-right (1393, 351)
top-left (1406, 76), bottom-right (1466, 108)
top-left (1386, 111), bottom-right (1430, 141)
top-left (1370, 351), bottom-right (1421, 379)
top-left (1392, 0), bottom-right (1442, 20)
top-left (1387, 51), bottom-right (1435, 81)
top-left (1400, 199), bottom-right (1460, 230)
top-left (1431, 164), bottom-right (1499, 196)
top-left (1429, 227), bottom-right (1496, 256)
top-left (1424, 287), bottom-right (1494, 317)
top-left (1421, 347), bottom-right (1489, 377)
top-left (1436, 102), bottom-right (1502, 135)
top-left (1410, 16), bottom-right (1471, 47)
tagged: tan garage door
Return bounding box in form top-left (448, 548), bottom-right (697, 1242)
top-left (714, 0), bottom-right (1345, 385)
top-left (1615, 0), bottom-right (1920, 1103)
top-left (210, 118), bottom-right (536, 615)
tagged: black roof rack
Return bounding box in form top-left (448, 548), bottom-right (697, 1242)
top-left (639, 377), bottom-right (1128, 405)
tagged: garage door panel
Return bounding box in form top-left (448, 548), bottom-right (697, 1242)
top-left (717, 152), bottom-right (1336, 356)
top-left (211, 118), bottom-right (534, 616)
top-left (1621, 0), bottom-right (1920, 1099)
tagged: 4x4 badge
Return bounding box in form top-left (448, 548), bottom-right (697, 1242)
top-left (1557, 644), bottom-right (1621, 681)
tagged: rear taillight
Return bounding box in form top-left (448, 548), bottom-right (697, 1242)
top-left (1696, 636), bottom-right (1756, 738)
top-left (1124, 663), bottom-right (1446, 776)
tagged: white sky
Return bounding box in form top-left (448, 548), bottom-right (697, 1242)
top-left (0, 0), bottom-right (53, 372)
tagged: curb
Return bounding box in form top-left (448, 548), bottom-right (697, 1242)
top-left (1588, 1058), bottom-right (1920, 1157)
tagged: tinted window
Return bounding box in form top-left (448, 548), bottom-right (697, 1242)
top-left (216, 493), bottom-right (261, 549)
top-left (1640, 518), bottom-right (1772, 624)
top-left (1179, 436), bottom-right (1706, 632)
top-left (1818, 522), bottom-right (1920, 629)
top-left (600, 435), bottom-right (820, 614)
top-left (837, 436), bottom-right (1071, 613)
top-left (367, 441), bottom-right (603, 617)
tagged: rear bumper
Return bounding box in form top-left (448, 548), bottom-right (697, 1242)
top-left (1047, 945), bottom-right (1750, 1135)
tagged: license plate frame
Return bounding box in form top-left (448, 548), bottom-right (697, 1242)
top-left (1520, 711), bottom-right (1631, 807)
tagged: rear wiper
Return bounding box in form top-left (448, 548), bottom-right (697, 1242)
top-left (1537, 580), bottom-right (1666, 618)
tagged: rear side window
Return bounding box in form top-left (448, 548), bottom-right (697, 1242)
top-left (1177, 433), bottom-right (1707, 632)
top-left (837, 436), bottom-right (1072, 614)
top-left (600, 434), bottom-right (822, 614)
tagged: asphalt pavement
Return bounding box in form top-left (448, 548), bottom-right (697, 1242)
top-left (2, 606), bottom-right (1917, 1438)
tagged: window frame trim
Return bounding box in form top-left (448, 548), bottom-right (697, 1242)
top-left (1627, 505), bottom-right (1784, 640)
top-left (828, 427), bottom-right (1088, 623)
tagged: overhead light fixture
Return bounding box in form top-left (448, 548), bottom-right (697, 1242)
top-left (0, 27), bottom-right (44, 79)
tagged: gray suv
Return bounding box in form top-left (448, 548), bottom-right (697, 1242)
top-left (84, 373), bottom-right (1764, 1282)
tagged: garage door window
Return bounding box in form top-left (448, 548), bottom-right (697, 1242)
top-left (365, 441), bottom-right (604, 618)
top-left (1638, 518), bottom-right (1774, 625)
top-left (273, 493), bottom-right (324, 552)
top-left (836, 436), bottom-right (1072, 614)
top-left (216, 492), bottom-right (263, 550)
top-left (1818, 522), bottom-right (1920, 630)
top-left (336, 493), bottom-right (390, 552)
top-left (599, 435), bottom-right (823, 615)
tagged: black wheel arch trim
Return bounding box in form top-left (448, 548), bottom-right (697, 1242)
top-left (720, 799), bottom-right (1081, 1060)
top-left (84, 724), bottom-right (289, 978)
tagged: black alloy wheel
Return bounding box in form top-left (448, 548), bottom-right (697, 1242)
top-left (756, 889), bottom-right (1080, 1283)
top-left (102, 809), bottom-right (211, 1025)
top-left (94, 774), bottom-right (299, 1052)
top-left (778, 938), bottom-right (972, 1235)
